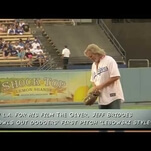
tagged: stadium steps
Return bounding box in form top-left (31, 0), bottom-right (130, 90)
top-left (28, 21), bottom-right (63, 69)
top-left (42, 24), bottom-right (124, 65)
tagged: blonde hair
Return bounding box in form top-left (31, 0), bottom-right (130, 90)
top-left (84, 44), bottom-right (106, 56)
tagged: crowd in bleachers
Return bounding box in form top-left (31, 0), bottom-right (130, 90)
top-left (0, 37), bottom-right (46, 67)
top-left (0, 19), bottom-right (29, 34)
top-left (0, 19), bottom-right (47, 67)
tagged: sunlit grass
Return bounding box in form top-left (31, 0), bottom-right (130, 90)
top-left (122, 105), bottom-right (151, 109)
top-left (0, 103), bottom-right (151, 109)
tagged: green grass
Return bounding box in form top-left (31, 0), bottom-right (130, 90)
top-left (1, 103), bottom-right (151, 109)
top-left (122, 105), bottom-right (151, 109)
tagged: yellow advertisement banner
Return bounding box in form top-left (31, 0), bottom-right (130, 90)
top-left (0, 70), bottom-right (92, 104)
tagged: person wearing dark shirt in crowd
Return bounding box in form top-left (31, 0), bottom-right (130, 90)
top-left (22, 24), bottom-right (30, 32)
top-left (10, 47), bottom-right (18, 56)
top-left (15, 26), bottom-right (24, 35)
top-left (3, 46), bottom-right (11, 59)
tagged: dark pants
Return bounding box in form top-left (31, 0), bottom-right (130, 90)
top-left (63, 57), bottom-right (69, 69)
top-left (98, 99), bottom-right (121, 109)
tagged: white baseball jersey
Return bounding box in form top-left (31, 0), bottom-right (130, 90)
top-left (90, 55), bottom-right (124, 105)
top-left (62, 48), bottom-right (71, 57)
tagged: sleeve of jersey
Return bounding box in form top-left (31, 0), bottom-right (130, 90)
top-left (108, 58), bottom-right (121, 78)
top-left (90, 63), bottom-right (95, 82)
top-left (62, 49), bottom-right (64, 55)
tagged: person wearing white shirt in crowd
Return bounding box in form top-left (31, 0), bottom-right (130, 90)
top-left (19, 20), bottom-right (25, 28)
top-left (29, 46), bottom-right (35, 55)
top-left (13, 41), bottom-right (21, 50)
top-left (61, 45), bottom-right (71, 69)
top-left (84, 44), bottom-right (124, 109)
top-left (32, 46), bottom-right (43, 55)
top-left (7, 26), bottom-right (15, 35)
top-left (32, 40), bottom-right (40, 50)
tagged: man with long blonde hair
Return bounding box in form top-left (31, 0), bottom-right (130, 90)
top-left (84, 44), bottom-right (124, 109)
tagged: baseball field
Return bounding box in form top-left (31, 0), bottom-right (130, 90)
top-left (0, 102), bottom-right (151, 109)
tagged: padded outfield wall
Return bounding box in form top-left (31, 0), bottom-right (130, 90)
top-left (0, 68), bottom-right (151, 104)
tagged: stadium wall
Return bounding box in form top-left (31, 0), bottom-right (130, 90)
top-left (0, 68), bottom-right (150, 104)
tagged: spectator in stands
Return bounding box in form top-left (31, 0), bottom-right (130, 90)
top-left (0, 39), bottom-right (4, 51)
top-left (35, 19), bottom-right (42, 28)
top-left (15, 26), bottom-right (24, 35)
top-left (25, 49), bottom-right (33, 67)
top-left (13, 20), bottom-right (19, 29)
top-left (7, 25), bottom-right (15, 35)
top-left (24, 43), bottom-right (30, 51)
top-left (22, 23), bottom-right (30, 32)
top-left (37, 51), bottom-right (45, 66)
top-left (2, 43), bottom-right (7, 51)
top-left (84, 44), bottom-right (125, 109)
top-left (1, 38), bottom-right (5, 44)
top-left (3, 24), bottom-right (8, 32)
top-left (2, 46), bottom-right (11, 59)
top-left (17, 47), bottom-right (25, 60)
top-left (18, 38), bottom-right (25, 47)
top-left (0, 24), bottom-right (7, 32)
top-left (10, 47), bottom-right (18, 56)
top-left (29, 45), bottom-right (35, 55)
top-left (32, 46), bottom-right (43, 55)
top-left (19, 20), bottom-right (25, 28)
top-left (0, 24), bottom-right (3, 32)
top-left (32, 40), bottom-right (41, 50)
top-left (0, 38), bottom-right (5, 48)
top-left (13, 41), bottom-right (21, 49)
top-left (61, 45), bottom-right (71, 69)
top-left (34, 36), bottom-right (41, 44)
top-left (7, 41), bottom-right (13, 51)
top-left (25, 37), bottom-right (33, 45)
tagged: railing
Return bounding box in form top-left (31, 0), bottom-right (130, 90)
top-left (128, 59), bottom-right (150, 68)
top-left (37, 57), bottom-right (58, 70)
top-left (69, 56), bottom-right (92, 65)
top-left (97, 19), bottom-right (126, 64)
